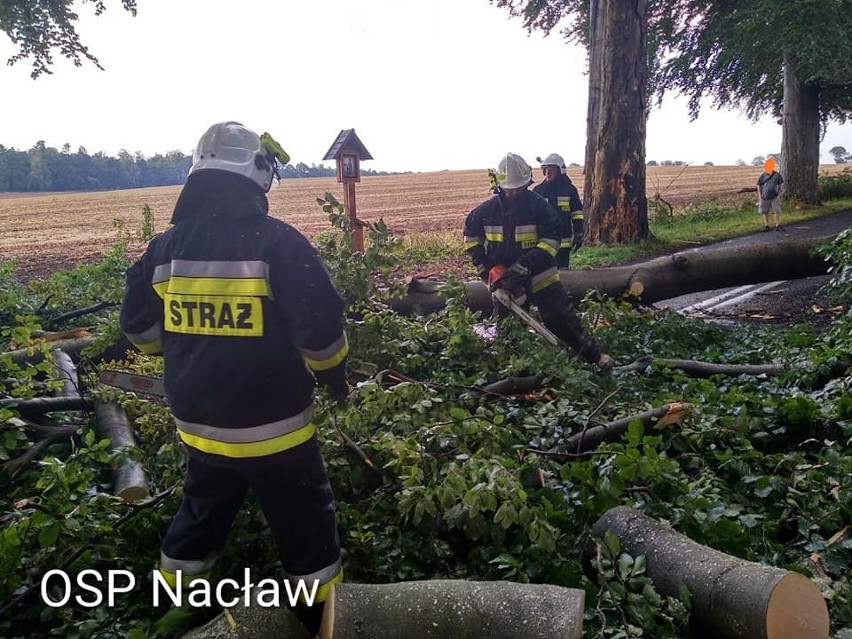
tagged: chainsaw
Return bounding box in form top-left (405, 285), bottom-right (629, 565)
top-left (99, 370), bottom-right (166, 398)
top-left (491, 288), bottom-right (563, 347)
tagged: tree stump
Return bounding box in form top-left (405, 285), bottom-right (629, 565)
top-left (319, 580), bottom-right (584, 639)
top-left (589, 507), bottom-right (830, 639)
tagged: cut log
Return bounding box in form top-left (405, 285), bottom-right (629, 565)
top-left (588, 507), bottom-right (830, 639)
top-left (319, 580), bottom-right (584, 639)
top-left (93, 402), bottom-right (150, 501)
top-left (563, 403), bottom-right (690, 454)
top-left (386, 235), bottom-right (834, 316)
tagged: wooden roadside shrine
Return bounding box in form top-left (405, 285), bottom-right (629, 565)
top-left (323, 129), bottom-right (373, 251)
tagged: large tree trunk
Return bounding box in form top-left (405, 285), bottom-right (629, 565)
top-left (588, 507), bottom-right (830, 639)
top-left (387, 235), bottom-right (832, 316)
top-left (583, 0), bottom-right (603, 219)
top-left (585, 0), bottom-right (649, 244)
top-left (781, 54), bottom-right (821, 205)
top-left (320, 580), bottom-right (585, 639)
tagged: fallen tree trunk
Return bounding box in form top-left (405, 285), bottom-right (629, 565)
top-left (588, 507), bottom-right (830, 639)
top-left (320, 580), bottom-right (584, 639)
top-left (180, 599), bottom-right (312, 639)
top-left (93, 402), bottom-right (150, 501)
top-left (386, 235), bottom-right (834, 316)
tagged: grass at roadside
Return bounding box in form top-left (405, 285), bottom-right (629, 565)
top-left (390, 195), bottom-right (852, 275)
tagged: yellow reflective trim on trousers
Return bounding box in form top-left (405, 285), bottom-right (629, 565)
top-left (464, 240), bottom-right (483, 250)
top-left (166, 276), bottom-right (271, 296)
top-left (178, 423), bottom-right (316, 458)
top-left (485, 232), bottom-right (503, 242)
top-left (311, 567), bottom-right (343, 603)
top-left (158, 569), bottom-right (211, 590)
top-left (305, 337), bottom-right (349, 372)
top-left (165, 293), bottom-right (263, 337)
top-left (516, 232), bottom-right (538, 243)
top-left (531, 271), bottom-right (560, 293)
top-left (560, 239), bottom-right (573, 249)
top-left (536, 241), bottom-right (558, 257)
top-left (572, 212), bottom-right (585, 220)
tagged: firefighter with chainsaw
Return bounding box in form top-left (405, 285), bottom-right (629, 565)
top-left (120, 121), bottom-right (347, 636)
top-left (532, 153), bottom-right (584, 269)
top-left (463, 152), bottom-right (613, 370)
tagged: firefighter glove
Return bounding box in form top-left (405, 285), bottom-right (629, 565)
top-left (326, 380), bottom-right (351, 404)
top-left (494, 262), bottom-right (530, 291)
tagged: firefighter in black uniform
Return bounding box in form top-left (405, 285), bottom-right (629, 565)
top-left (533, 153), bottom-right (584, 269)
top-left (463, 152), bottom-right (613, 370)
top-left (120, 121), bottom-right (347, 635)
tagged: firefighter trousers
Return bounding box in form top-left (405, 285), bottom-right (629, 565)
top-left (494, 282), bottom-right (602, 364)
top-left (161, 435), bottom-right (341, 589)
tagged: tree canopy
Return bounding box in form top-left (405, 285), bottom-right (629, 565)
top-left (655, 0), bottom-right (852, 126)
top-left (0, 0), bottom-right (137, 78)
top-left (492, 0), bottom-right (852, 206)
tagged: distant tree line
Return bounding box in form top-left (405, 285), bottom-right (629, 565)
top-left (0, 142), bottom-right (392, 193)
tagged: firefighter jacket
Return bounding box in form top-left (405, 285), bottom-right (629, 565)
top-left (533, 173), bottom-right (585, 251)
top-left (120, 172), bottom-right (348, 459)
top-left (463, 189), bottom-right (561, 294)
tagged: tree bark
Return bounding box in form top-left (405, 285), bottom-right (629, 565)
top-left (781, 54), bottom-right (821, 205)
top-left (386, 235), bottom-right (833, 316)
top-left (179, 602), bottom-right (312, 639)
top-left (583, 0), bottom-right (603, 220)
top-left (588, 507), bottom-right (830, 639)
top-left (585, 0), bottom-right (649, 244)
top-left (320, 580), bottom-right (585, 639)
top-left (93, 402), bottom-right (150, 502)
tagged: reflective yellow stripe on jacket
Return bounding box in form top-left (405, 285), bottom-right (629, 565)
top-left (152, 260), bottom-right (271, 338)
top-left (124, 322), bottom-right (163, 354)
top-left (301, 333), bottom-right (349, 372)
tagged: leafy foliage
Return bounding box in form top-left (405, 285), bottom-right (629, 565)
top-left (0, 202), bottom-right (851, 638)
top-left (0, 0), bottom-right (138, 78)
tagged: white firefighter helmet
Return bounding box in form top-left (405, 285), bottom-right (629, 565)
top-left (496, 152), bottom-right (533, 190)
top-left (188, 121), bottom-right (276, 192)
top-left (538, 153), bottom-right (566, 172)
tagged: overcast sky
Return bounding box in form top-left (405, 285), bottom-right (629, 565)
top-left (2, 0), bottom-right (850, 173)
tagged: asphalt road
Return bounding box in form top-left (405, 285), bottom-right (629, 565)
top-left (655, 209), bottom-right (852, 327)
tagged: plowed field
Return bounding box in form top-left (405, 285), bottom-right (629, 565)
top-left (0, 165), bottom-right (847, 281)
